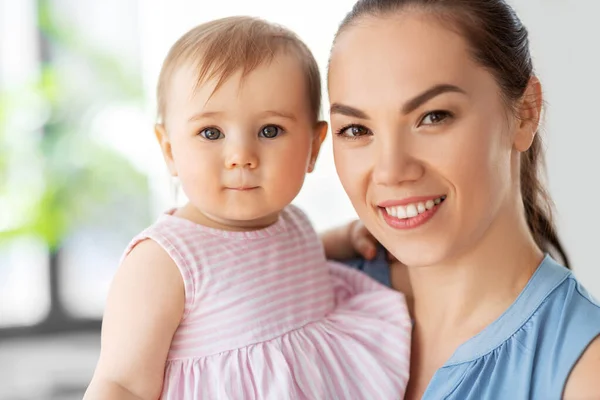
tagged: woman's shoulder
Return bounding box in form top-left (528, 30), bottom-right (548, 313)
top-left (484, 257), bottom-right (600, 394)
top-left (426, 256), bottom-right (600, 400)
top-left (491, 257), bottom-right (600, 398)
top-left (563, 334), bottom-right (600, 399)
top-left (539, 256), bottom-right (600, 339)
top-left (538, 258), bottom-right (600, 397)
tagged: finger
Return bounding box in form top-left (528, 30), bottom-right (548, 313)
top-left (356, 237), bottom-right (377, 260)
top-left (351, 221), bottom-right (375, 243)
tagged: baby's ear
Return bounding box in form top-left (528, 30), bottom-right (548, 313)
top-left (154, 124), bottom-right (178, 176)
top-left (308, 121), bottom-right (328, 173)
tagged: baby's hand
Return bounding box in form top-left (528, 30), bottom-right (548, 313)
top-left (321, 219), bottom-right (396, 262)
top-left (347, 220), bottom-right (378, 260)
top-left (347, 220), bottom-right (398, 262)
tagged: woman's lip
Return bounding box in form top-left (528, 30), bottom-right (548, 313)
top-left (380, 200), bottom-right (444, 230)
top-left (377, 195), bottom-right (446, 208)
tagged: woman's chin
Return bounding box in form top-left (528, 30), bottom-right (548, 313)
top-left (388, 243), bottom-right (451, 269)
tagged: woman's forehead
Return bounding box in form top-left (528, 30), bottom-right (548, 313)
top-left (328, 13), bottom-right (486, 100)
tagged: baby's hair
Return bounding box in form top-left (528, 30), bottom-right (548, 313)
top-left (157, 16), bottom-right (322, 124)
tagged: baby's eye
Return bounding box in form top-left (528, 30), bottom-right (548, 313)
top-left (200, 127), bottom-right (223, 140)
top-left (336, 125), bottom-right (371, 138)
top-left (259, 125), bottom-right (283, 139)
top-left (419, 111), bottom-right (452, 126)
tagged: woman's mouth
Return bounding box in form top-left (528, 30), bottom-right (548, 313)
top-left (379, 195), bottom-right (446, 229)
top-left (383, 195), bottom-right (446, 219)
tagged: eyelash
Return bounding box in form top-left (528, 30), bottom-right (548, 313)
top-left (199, 126), bottom-right (224, 140)
top-left (334, 110), bottom-right (454, 140)
top-left (197, 124), bottom-right (286, 140)
top-left (258, 124), bottom-right (285, 139)
top-left (334, 124), bottom-right (370, 140)
top-left (419, 110), bottom-right (454, 126)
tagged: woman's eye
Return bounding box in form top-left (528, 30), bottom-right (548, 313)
top-left (200, 127), bottom-right (223, 140)
top-left (419, 111), bottom-right (452, 126)
top-left (259, 125), bottom-right (283, 139)
top-left (336, 125), bottom-right (371, 138)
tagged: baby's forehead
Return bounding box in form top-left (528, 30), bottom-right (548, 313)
top-left (163, 57), bottom-right (315, 124)
top-left (173, 48), bottom-right (307, 86)
top-left (156, 18), bottom-right (322, 123)
top-left (169, 54), bottom-right (312, 104)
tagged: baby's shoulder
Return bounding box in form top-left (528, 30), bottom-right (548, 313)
top-left (281, 204), bottom-right (318, 233)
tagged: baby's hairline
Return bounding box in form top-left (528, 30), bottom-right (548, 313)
top-left (157, 50), bottom-right (323, 129)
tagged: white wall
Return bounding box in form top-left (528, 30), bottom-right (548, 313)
top-left (512, 0), bottom-right (600, 296)
top-left (138, 0), bottom-right (600, 297)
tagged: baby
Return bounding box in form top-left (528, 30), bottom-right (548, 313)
top-left (84, 16), bottom-right (411, 400)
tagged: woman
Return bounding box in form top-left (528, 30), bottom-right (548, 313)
top-left (325, 0), bottom-right (600, 398)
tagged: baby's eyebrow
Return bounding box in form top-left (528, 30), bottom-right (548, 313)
top-left (260, 110), bottom-right (297, 121)
top-left (187, 110), bottom-right (298, 123)
top-left (188, 110), bottom-right (224, 122)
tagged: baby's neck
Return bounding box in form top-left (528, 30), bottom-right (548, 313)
top-left (174, 202), bottom-right (280, 232)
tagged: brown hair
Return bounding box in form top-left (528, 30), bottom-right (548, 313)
top-left (332, 0), bottom-right (570, 268)
top-left (157, 16), bottom-right (322, 124)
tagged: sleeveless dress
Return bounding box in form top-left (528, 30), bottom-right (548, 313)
top-left (123, 205), bottom-right (412, 399)
top-left (349, 251), bottom-right (600, 399)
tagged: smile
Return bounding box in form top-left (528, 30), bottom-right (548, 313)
top-left (379, 195), bottom-right (446, 229)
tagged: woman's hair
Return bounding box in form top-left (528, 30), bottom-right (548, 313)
top-left (331, 0), bottom-right (570, 268)
top-left (157, 16), bottom-right (322, 124)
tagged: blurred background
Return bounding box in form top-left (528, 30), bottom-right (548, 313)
top-left (0, 0), bottom-right (598, 398)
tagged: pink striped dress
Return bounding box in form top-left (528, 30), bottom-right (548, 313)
top-left (124, 205), bottom-right (411, 399)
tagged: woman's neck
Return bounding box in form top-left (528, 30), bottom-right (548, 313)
top-left (407, 202), bottom-right (544, 337)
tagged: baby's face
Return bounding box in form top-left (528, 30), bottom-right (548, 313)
top-left (158, 53), bottom-right (325, 230)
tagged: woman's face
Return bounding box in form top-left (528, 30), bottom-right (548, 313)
top-left (328, 13), bottom-right (528, 267)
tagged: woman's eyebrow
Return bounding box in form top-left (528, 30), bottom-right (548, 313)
top-left (330, 83), bottom-right (467, 119)
top-left (402, 84), bottom-right (467, 114)
top-left (329, 103), bottom-right (369, 119)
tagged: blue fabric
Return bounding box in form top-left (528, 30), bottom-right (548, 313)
top-left (344, 248), bottom-right (391, 287)
top-left (344, 253), bottom-right (600, 399)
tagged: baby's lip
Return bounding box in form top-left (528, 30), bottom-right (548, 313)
top-left (226, 186), bottom-right (259, 191)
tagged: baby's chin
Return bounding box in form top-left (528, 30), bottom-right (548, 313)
top-left (212, 209), bottom-right (283, 230)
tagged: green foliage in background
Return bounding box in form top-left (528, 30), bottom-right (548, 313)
top-left (0, 0), bottom-right (150, 252)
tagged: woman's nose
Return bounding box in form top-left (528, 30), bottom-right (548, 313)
top-left (372, 135), bottom-right (423, 186)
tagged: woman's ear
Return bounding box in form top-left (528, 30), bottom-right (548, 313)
top-left (308, 121), bottom-right (328, 173)
top-left (514, 76), bottom-right (543, 152)
top-left (154, 124), bottom-right (178, 176)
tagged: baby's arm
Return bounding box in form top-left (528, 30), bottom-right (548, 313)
top-left (84, 240), bottom-right (185, 400)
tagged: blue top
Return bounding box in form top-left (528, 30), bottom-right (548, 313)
top-left (345, 253), bottom-right (600, 399)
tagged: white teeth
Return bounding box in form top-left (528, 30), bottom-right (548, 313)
top-left (384, 195), bottom-right (446, 219)
top-left (406, 204), bottom-right (418, 218)
top-left (396, 206), bottom-right (407, 218)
